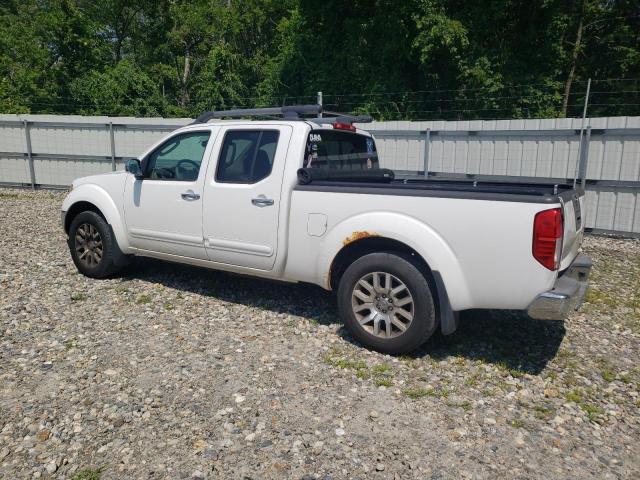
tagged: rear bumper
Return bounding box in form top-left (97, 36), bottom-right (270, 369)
top-left (527, 254), bottom-right (592, 321)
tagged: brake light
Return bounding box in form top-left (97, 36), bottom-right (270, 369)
top-left (532, 208), bottom-right (563, 270)
top-left (333, 122), bottom-right (356, 132)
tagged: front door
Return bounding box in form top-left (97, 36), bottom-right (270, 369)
top-left (202, 125), bottom-right (292, 270)
top-left (123, 129), bottom-right (215, 259)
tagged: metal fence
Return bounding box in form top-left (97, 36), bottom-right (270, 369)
top-left (0, 114), bottom-right (189, 187)
top-left (365, 116), bottom-right (640, 236)
top-left (1, 114), bottom-right (639, 236)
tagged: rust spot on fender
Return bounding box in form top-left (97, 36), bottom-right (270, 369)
top-left (343, 231), bottom-right (379, 246)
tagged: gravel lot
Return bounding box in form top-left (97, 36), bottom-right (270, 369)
top-left (1, 188), bottom-right (639, 480)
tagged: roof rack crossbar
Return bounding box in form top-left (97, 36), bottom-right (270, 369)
top-left (312, 115), bottom-right (373, 124)
top-left (192, 104), bottom-right (373, 125)
top-left (194, 104), bottom-right (322, 124)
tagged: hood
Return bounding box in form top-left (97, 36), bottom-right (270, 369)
top-left (72, 170), bottom-right (127, 188)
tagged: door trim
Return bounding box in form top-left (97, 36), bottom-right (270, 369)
top-left (205, 237), bottom-right (273, 256)
top-left (130, 228), bottom-right (204, 247)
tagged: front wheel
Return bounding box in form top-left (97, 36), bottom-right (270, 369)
top-left (68, 211), bottom-right (123, 278)
top-left (337, 252), bottom-right (438, 354)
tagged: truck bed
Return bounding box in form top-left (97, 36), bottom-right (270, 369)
top-left (295, 177), bottom-right (582, 204)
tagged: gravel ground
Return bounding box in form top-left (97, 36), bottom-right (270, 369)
top-left (1, 188), bottom-right (639, 480)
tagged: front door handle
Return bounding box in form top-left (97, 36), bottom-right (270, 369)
top-left (181, 190), bottom-right (200, 201)
top-left (251, 195), bottom-right (274, 207)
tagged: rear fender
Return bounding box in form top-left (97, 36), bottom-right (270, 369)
top-left (317, 212), bottom-right (472, 311)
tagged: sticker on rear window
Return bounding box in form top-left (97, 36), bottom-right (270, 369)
top-left (309, 133), bottom-right (322, 142)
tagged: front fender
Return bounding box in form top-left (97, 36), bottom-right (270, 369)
top-left (62, 184), bottom-right (131, 252)
top-left (317, 211), bottom-right (472, 311)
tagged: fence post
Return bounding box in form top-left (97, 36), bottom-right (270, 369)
top-left (423, 128), bottom-right (431, 177)
top-left (573, 78), bottom-right (591, 188)
top-left (579, 126), bottom-right (591, 189)
top-left (23, 120), bottom-right (36, 189)
top-left (109, 122), bottom-right (116, 171)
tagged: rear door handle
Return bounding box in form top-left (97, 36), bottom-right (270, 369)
top-left (251, 195), bottom-right (274, 207)
top-left (181, 190), bottom-right (200, 201)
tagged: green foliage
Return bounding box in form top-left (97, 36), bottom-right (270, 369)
top-left (71, 59), bottom-right (166, 116)
top-left (0, 2), bottom-right (56, 112)
top-left (403, 386), bottom-right (448, 399)
top-left (136, 294), bottom-right (152, 304)
top-left (70, 467), bottom-right (103, 480)
top-left (0, 0), bottom-right (638, 119)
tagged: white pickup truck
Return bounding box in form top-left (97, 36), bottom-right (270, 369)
top-left (62, 105), bottom-right (591, 353)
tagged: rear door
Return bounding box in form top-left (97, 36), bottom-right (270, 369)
top-left (202, 125), bottom-right (292, 270)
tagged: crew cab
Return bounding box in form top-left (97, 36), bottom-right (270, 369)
top-left (61, 105), bottom-right (591, 353)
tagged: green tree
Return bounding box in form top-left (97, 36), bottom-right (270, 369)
top-left (0, 2), bottom-right (54, 112)
top-left (0, 0), bottom-right (637, 119)
top-left (70, 59), bottom-right (166, 116)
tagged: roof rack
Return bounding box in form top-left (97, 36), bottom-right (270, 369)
top-left (192, 104), bottom-right (372, 125)
top-left (194, 104), bottom-right (321, 123)
top-left (313, 112), bottom-right (373, 125)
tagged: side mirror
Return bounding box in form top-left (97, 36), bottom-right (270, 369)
top-left (125, 159), bottom-right (144, 180)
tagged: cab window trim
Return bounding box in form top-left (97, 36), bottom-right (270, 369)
top-left (215, 129), bottom-right (280, 184)
top-left (142, 130), bottom-right (211, 182)
top-left (304, 130), bottom-right (378, 171)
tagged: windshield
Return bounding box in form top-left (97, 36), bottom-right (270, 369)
top-left (304, 130), bottom-right (379, 170)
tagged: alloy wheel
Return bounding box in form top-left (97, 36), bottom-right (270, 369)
top-left (351, 271), bottom-right (415, 338)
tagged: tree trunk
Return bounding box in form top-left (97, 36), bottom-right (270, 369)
top-left (115, 37), bottom-right (122, 63)
top-left (562, 1), bottom-right (585, 117)
top-left (180, 48), bottom-right (191, 108)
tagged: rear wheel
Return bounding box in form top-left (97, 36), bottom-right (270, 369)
top-left (337, 252), bottom-right (437, 354)
top-left (68, 211), bottom-right (122, 278)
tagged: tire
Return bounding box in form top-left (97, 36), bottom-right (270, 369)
top-left (337, 252), bottom-right (438, 354)
top-left (68, 211), bottom-right (123, 278)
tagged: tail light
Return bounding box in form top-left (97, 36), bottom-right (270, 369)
top-left (533, 208), bottom-right (563, 270)
top-left (333, 122), bottom-right (356, 132)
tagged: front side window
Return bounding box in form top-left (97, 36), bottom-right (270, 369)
top-left (146, 131), bottom-right (211, 181)
top-left (216, 130), bottom-right (280, 183)
top-left (304, 130), bottom-right (379, 170)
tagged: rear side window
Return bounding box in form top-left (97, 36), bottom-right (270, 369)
top-left (304, 130), bottom-right (379, 170)
top-left (216, 130), bottom-right (280, 183)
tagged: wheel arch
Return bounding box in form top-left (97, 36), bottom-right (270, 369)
top-left (321, 213), bottom-right (469, 300)
top-left (318, 212), bottom-right (471, 333)
top-left (329, 236), bottom-right (460, 336)
top-left (64, 201), bottom-right (106, 233)
top-left (329, 236), bottom-right (430, 290)
top-left (62, 185), bottom-right (131, 251)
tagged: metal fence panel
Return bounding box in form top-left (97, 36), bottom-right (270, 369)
top-left (0, 154), bottom-right (31, 184)
top-left (29, 124), bottom-right (111, 157)
top-left (0, 122), bottom-right (26, 152)
top-left (613, 191), bottom-right (637, 232)
top-left (32, 157), bottom-right (112, 186)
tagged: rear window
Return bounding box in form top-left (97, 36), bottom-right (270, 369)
top-left (304, 130), bottom-right (379, 170)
